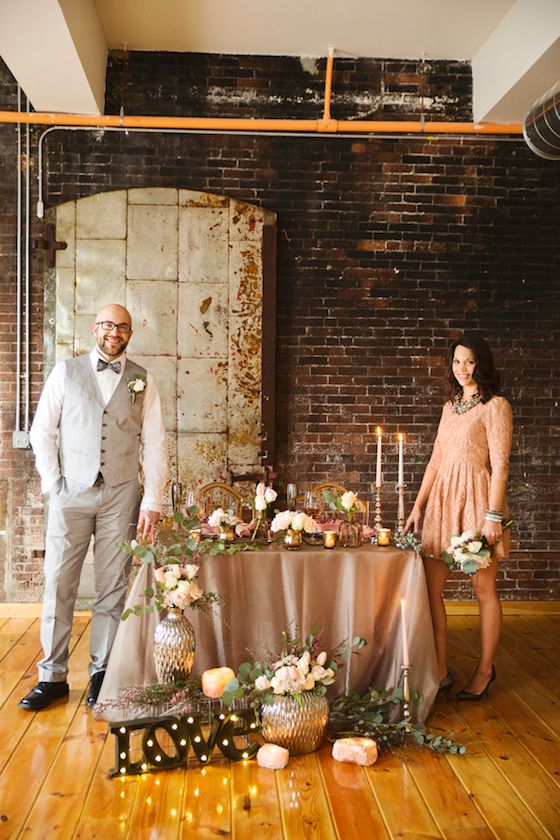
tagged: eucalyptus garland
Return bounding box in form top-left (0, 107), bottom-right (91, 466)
top-left (327, 689), bottom-right (466, 755)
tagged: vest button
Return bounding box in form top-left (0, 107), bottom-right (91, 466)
top-left (101, 449), bottom-right (106, 453)
top-left (100, 461), bottom-right (105, 466)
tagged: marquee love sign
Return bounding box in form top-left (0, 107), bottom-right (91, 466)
top-left (109, 709), bottom-right (260, 777)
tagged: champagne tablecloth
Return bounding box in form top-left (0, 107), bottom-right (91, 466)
top-left (96, 545), bottom-right (438, 722)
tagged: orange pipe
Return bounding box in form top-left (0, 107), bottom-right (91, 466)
top-left (0, 110), bottom-right (523, 135)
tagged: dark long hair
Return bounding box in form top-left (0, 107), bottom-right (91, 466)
top-left (445, 335), bottom-right (501, 403)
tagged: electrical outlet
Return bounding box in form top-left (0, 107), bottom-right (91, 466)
top-left (12, 430), bottom-right (30, 449)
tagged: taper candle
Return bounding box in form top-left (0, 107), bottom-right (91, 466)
top-left (400, 598), bottom-right (410, 668)
top-left (376, 426), bottom-right (382, 487)
top-left (398, 434), bottom-right (404, 487)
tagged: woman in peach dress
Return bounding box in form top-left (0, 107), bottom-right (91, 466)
top-left (405, 336), bottom-right (512, 700)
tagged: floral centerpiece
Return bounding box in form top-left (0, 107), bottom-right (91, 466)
top-left (223, 627), bottom-right (367, 754)
top-left (442, 518), bottom-right (513, 576)
top-left (322, 488), bottom-right (364, 547)
top-left (207, 507), bottom-right (241, 542)
top-left (270, 510), bottom-right (318, 548)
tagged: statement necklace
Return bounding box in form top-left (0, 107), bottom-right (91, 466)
top-left (451, 391), bottom-right (482, 415)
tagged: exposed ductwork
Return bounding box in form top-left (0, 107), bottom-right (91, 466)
top-left (523, 80), bottom-right (560, 160)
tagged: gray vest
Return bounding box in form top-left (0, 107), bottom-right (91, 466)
top-left (58, 355), bottom-right (147, 487)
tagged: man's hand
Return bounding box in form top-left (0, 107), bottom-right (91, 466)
top-left (137, 509), bottom-right (160, 541)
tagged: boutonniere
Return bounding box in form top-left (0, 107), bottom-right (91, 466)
top-left (127, 375), bottom-right (147, 403)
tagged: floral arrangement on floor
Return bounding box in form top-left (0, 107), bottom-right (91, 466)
top-left (442, 518), bottom-right (513, 575)
top-left (222, 626), bottom-right (367, 710)
top-left (322, 489), bottom-right (362, 522)
top-left (94, 676), bottom-right (205, 717)
top-left (270, 510), bottom-right (318, 534)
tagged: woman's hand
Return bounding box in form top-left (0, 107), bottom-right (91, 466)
top-left (405, 505), bottom-right (422, 534)
top-left (482, 518), bottom-right (502, 546)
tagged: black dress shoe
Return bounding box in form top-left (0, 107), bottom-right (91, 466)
top-left (456, 666), bottom-right (496, 701)
top-left (18, 681), bottom-right (69, 711)
top-left (437, 671), bottom-right (455, 695)
top-left (86, 670), bottom-right (106, 707)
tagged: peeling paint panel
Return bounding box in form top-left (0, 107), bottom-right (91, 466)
top-left (75, 240), bottom-right (126, 313)
top-left (134, 355), bottom-right (178, 434)
top-left (74, 314), bottom-right (96, 356)
top-left (177, 282), bottom-right (229, 359)
top-left (76, 190), bottom-right (127, 239)
top-left (126, 280), bottom-right (178, 356)
top-left (230, 200), bottom-right (268, 242)
top-left (128, 188), bottom-right (178, 205)
top-left (177, 433), bottom-right (228, 490)
top-left (178, 207), bottom-right (229, 283)
top-left (55, 268), bottom-right (75, 348)
top-left (179, 189), bottom-right (229, 208)
top-left (55, 200), bottom-right (75, 270)
top-left (177, 358), bottom-right (227, 434)
top-left (127, 204), bottom-right (178, 280)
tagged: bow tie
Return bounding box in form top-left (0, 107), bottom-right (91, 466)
top-left (96, 358), bottom-right (121, 373)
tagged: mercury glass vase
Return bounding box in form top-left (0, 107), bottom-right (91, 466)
top-left (338, 519), bottom-right (363, 548)
top-left (261, 693), bottom-right (329, 754)
top-left (153, 609), bottom-right (196, 684)
top-left (283, 528), bottom-right (303, 550)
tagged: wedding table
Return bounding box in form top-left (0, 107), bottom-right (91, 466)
top-left (97, 545), bottom-right (439, 722)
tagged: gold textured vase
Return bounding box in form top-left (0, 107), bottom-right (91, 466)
top-left (153, 609), bottom-right (196, 683)
top-left (261, 693), bottom-right (329, 754)
top-left (284, 528), bottom-right (303, 550)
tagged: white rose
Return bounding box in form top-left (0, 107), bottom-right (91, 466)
top-left (303, 516), bottom-right (318, 533)
top-left (254, 674), bottom-right (271, 691)
top-left (291, 512), bottom-right (307, 531)
top-left (467, 540), bottom-right (483, 554)
top-left (255, 495), bottom-right (267, 512)
top-left (164, 571), bottom-right (178, 589)
top-left (296, 651), bottom-right (311, 674)
top-left (184, 563), bottom-right (199, 580)
top-left (264, 487), bottom-right (278, 503)
top-left (255, 482), bottom-right (266, 497)
top-left (341, 491), bottom-right (358, 511)
top-left (187, 581), bottom-right (203, 604)
top-left (208, 508), bottom-right (225, 528)
top-left (450, 535), bottom-right (463, 548)
top-left (271, 510), bottom-right (293, 532)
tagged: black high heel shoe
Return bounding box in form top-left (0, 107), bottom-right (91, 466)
top-left (437, 672), bottom-right (455, 695)
top-left (456, 666), bottom-right (496, 701)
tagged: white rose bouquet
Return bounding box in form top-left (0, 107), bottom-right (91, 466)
top-left (222, 626), bottom-right (367, 710)
top-left (270, 510), bottom-right (318, 534)
top-left (153, 563), bottom-right (206, 611)
top-left (442, 518), bottom-right (513, 575)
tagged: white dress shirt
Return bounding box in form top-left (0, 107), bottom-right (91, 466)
top-left (30, 349), bottom-right (168, 511)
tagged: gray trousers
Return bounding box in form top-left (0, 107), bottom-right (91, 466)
top-left (38, 476), bottom-right (140, 682)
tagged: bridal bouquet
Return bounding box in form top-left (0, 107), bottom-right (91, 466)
top-left (442, 518), bottom-right (513, 575)
top-left (270, 510), bottom-right (318, 534)
top-left (222, 626), bottom-right (367, 709)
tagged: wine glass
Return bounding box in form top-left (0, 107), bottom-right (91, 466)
top-left (286, 482), bottom-right (297, 510)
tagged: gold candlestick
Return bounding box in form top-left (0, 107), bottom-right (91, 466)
top-left (374, 485), bottom-right (382, 532)
top-left (397, 483), bottom-right (405, 533)
top-left (401, 664), bottom-right (412, 721)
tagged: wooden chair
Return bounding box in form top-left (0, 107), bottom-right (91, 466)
top-left (194, 482), bottom-right (247, 518)
top-left (309, 481), bottom-right (369, 523)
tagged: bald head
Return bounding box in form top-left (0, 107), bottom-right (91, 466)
top-left (93, 304), bottom-right (133, 359)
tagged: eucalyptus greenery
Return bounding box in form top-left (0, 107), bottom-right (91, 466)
top-left (328, 689), bottom-right (466, 755)
top-left (392, 529), bottom-right (424, 554)
top-left (119, 508), bottom-right (268, 620)
top-left (94, 676), bottom-right (205, 716)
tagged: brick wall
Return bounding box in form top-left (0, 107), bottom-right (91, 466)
top-left (0, 53), bottom-right (558, 601)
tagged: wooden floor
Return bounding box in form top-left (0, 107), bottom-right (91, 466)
top-left (1, 603), bottom-right (559, 840)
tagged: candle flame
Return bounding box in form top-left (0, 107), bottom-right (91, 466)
top-left (401, 598), bottom-right (405, 608)
top-left (376, 426), bottom-right (382, 435)
top-left (398, 433), bottom-right (403, 442)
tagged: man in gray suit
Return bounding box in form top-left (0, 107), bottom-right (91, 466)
top-left (20, 303), bottom-right (168, 711)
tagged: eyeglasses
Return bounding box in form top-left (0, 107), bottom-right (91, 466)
top-left (95, 321), bottom-right (132, 334)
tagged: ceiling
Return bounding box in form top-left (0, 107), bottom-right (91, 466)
top-left (0, 0), bottom-right (559, 123)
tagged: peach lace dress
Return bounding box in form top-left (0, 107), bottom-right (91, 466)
top-left (422, 396), bottom-right (513, 561)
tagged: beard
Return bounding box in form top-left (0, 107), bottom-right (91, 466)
top-left (96, 332), bottom-right (130, 358)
